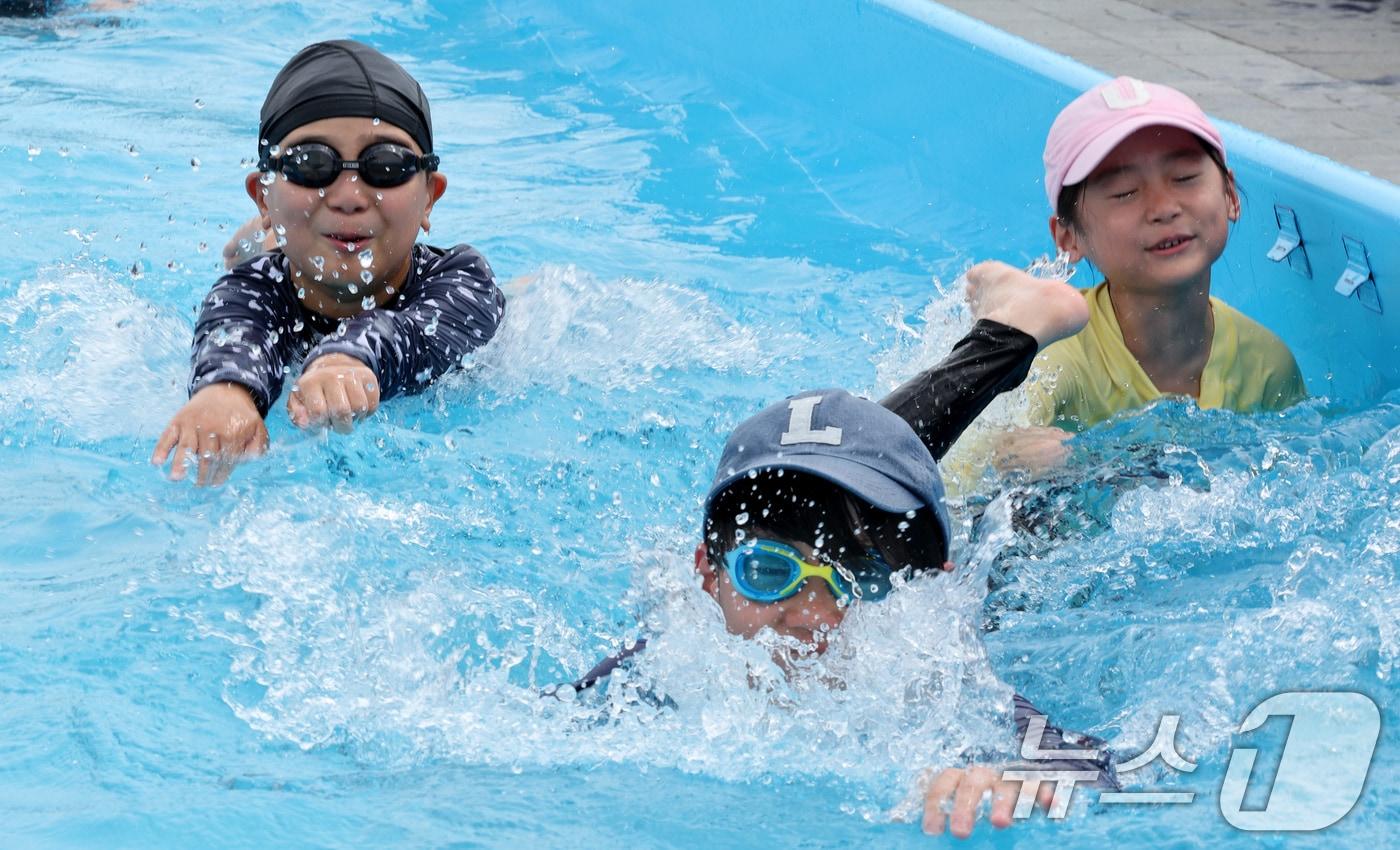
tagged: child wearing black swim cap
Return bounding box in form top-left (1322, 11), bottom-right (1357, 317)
top-left (153, 40), bottom-right (505, 486)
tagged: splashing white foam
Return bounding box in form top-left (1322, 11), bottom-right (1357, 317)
top-left (463, 264), bottom-right (779, 400)
top-left (0, 264), bottom-right (189, 441)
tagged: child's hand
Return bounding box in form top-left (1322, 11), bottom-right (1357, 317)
top-left (221, 214), bottom-right (279, 270)
top-left (921, 765), bottom-right (1054, 838)
top-left (993, 426), bottom-right (1073, 477)
top-left (288, 353), bottom-right (380, 433)
top-left (152, 383), bottom-right (268, 486)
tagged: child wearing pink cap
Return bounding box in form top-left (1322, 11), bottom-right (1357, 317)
top-left (1005, 77), bottom-right (1305, 465)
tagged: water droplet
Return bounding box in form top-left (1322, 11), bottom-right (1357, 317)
top-left (357, 248), bottom-right (374, 268)
top-left (253, 230), bottom-right (266, 243)
top-left (374, 192), bottom-right (383, 202)
top-left (296, 288), bottom-right (306, 299)
top-left (190, 157), bottom-right (201, 170)
top-left (347, 283), bottom-right (358, 294)
top-left (372, 117), bottom-right (381, 126)
top-left (237, 238), bottom-right (252, 253)
top-left (317, 188), bottom-right (326, 198)
top-left (57, 146), bottom-right (70, 157)
top-left (166, 260), bottom-right (179, 271)
top-left (292, 319), bottom-right (304, 332)
top-left (259, 172), bottom-right (276, 186)
top-left (197, 241), bottom-right (208, 253)
top-left (310, 255), bottom-right (325, 271)
top-left (193, 98), bottom-right (205, 110)
top-left (385, 285), bottom-right (396, 295)
top-left (126, 143), bottom-right (140, 157)
top-left (735, 511), bottom-right (750, 526)
top-left (274, 224), bottom-right (286, 236)
top-left (129, 262), bottom-right (143, 279)
top-left (268, 144), bottom-right (281, 156)
top-left (26, 144), bottom-right (40, 156)
top-left (361, 295), bottom-right (376, 309)
top-left (349, 174), bottom-right (358, 183)
top-left (360, 269), bottom-right (373, 285)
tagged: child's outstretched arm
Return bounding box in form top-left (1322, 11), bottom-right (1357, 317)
top-left (154, 257), bottom-right (299, 484)
top-left (151, 382), bottom-right (268, 485)
top-left (880, 262), bottom-right (1087, 462)
top-left (292, 244), bottom-right (504, 431)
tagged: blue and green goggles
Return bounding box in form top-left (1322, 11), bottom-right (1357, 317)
top-left (724, 539), bottom-right (895, 605)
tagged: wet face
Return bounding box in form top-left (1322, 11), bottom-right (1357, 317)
top-left (1052, 126), bottom-right (1239, 295)
top-left (694, 536), bottom-right (847, 657)
top-left (246, 115), bottom-right (447, 313)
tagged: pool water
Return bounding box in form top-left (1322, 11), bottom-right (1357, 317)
top-left (1, 1), bottom-right (1397, 847)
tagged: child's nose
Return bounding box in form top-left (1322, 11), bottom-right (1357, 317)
top-left (1144, 179), bottom-right (1183, 222)
top-left (323, 170), bottom-right (371, 213)
top-left (784, 578), bottom-right (846, 631)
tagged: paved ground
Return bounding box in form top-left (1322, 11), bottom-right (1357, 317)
top-left (935, 0), bottom-right (1400, 184)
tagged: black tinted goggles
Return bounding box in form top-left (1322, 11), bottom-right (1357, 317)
top-left (259, 142), bottom-right (439, 189)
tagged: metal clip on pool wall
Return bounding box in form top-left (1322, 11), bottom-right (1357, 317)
top-left (1266, 205), bottom-right (1311, 279)
top-left (1334, 236), bottom-right (1382, 314)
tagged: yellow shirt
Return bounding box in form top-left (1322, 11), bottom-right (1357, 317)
top-left (1028, 282), bottom-right (1307, 432)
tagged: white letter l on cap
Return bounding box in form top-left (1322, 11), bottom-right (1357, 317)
top-left (780, 395), bottom-right (843, 446)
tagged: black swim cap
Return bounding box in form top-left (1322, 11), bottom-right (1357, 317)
top-left (258, 40), bottom-right (433, 161)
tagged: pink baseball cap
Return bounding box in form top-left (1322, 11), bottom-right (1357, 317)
top-left (1043, 76), bottom-right (1226, 208)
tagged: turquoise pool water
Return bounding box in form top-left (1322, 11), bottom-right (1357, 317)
top-left (2, 1), bottom-right (1397, 847)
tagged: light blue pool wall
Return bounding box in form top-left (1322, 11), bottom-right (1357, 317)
top-left (508, 0), bottom-right (1400, 404)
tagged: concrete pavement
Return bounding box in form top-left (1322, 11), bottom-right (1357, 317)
top-left (934, 0), bottom-right (1400, 184)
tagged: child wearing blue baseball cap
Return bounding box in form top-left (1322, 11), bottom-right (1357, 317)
top-left (152, 40), bottom-right (505, 486)
top-left (556, 262), bottom-right (1117, 838)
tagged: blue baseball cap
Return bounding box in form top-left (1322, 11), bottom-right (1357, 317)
top-left (704, 389), bottom-right (951, 554)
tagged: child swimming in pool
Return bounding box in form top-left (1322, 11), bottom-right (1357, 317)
top-left (152, 40), bottom-right (505, 486)
top-left (1000, 77), bottom-right (1306, 472)
top-left (556, 263), bottom-right (1118, 838)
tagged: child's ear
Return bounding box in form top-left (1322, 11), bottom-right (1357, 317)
top-left (245, 172), bottom-right (273, 226)
top-left (1049, 214), bottom-right (1085, 263)
top-left (1224, 169), bottom-right (1241, 222)
top-left (694, 542), bottom-right (720, 600)
top-left (420, 173), bottom-right (448, 233)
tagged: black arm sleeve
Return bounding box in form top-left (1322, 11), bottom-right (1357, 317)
top-left (187, 255), bottom-right (300, 417)
top-left (879, 320), bottom-right (1038, 462)
top-left (309, 243), bottom-right (505, 401)
top-left (1013, 693), bottom-right (1119, 790)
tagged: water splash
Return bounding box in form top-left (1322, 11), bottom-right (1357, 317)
top-left (468, 264), bottom-right (776, 400)
top-left (0, 264), bottom-right (189, 441)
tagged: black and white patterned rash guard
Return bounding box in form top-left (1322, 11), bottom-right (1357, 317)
top-left (546, 639), bottom-right (1119, 789)
top-left (187, 243), bottom-right (505, 417)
